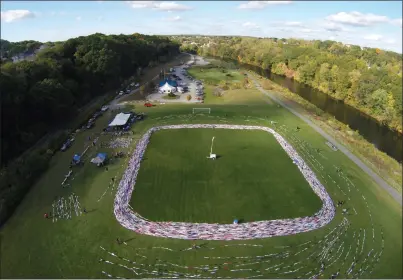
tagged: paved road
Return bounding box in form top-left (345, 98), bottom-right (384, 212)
top-left (250, 77), bottom-right (402, 206)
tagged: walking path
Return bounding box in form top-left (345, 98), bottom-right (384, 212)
top-left (250, 77), bottom-right (402, 206)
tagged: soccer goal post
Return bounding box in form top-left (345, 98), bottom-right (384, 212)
top-left (192, 108), bottom-right (211, 114)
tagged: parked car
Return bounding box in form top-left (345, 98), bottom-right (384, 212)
top-left (86, 122), bottom-right (94, 129)
top-left (135, 83), bottom-right (140, 87)
top-left (136, 113), bottom-right (145, 120)
top-left (61, 139), bottom-right (73, 151)
top-left (144, 102), bottom-right (153, 107)
top-left (101, 105), bottom-right (109, 112)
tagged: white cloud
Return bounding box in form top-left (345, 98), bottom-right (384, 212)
top-left (284, 21), bottom-right (303, 27)
top-left (385, 39), bottom-right (396, 44)
top-left (1, 10), bottom-right (35, 23)
top-left (242, 21), bottom-right (260, 29)
top-left (154, 2), bottom-right (192, 11)
top-left (238, 1), bottom-right (292, 10)
top-left (126, 1), bottom-right (154, 9)
top-left (326, 11), bottom-right (389, 27)
top-left (165, 15), bottom-right (181, 21)
top-left (126, 1), bottom-right (192, 12)
top-left (363, 34), bottom-right (383, 41)
top-left (322, 21), bottom-right (349, 32)
top-left (391, 18), bottom-right (402, 28)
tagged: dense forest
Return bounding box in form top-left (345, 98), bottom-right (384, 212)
top-left (1, 33), bottom-right (179, 165)
top-left (0, 33), bottom-right (179, 225)
top-left (175, 36), bottom-right (403, 132)
top-left (0, 39), bottom-right (46, 61)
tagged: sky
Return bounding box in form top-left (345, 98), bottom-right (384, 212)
top-left (1, 1), bottom-right (402, 53)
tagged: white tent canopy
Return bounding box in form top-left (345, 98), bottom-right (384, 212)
top-left (159, 82), bottom-right (176, 93)
top-left (109, 113), bottom-right (131, 127)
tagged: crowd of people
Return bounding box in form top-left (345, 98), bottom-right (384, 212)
top-left (113, 124), bottom-right (335, 240)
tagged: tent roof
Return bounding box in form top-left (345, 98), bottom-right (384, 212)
top-left (159, 79), bottom-right (177, 87)
top-left (91, 153), bottom-right (107, 164)
top-left (159, 82), bottom-right (175, 90)
top-left (109, 113), bottom-right (131, 127)
top-left (97, 153), bottom-right (107, 160)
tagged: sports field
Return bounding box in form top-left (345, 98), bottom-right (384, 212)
top-left (0, 65), bottom-right (401, 279)
top-left (131, 129), bottom-right (322, 223)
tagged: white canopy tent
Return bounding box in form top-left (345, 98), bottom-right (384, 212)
top-left (109, 113), bottom-right (131, 127)
top-left (159, 82), bottom-right (176, 94)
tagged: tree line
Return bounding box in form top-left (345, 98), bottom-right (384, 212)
top-left (173, 36), bottom-right (403, 132)
top-left (0, 33), bottom-right (179, 225)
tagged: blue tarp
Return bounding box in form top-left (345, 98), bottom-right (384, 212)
top-left (97, 153), bottom-right (107, 161)
top-left (73, 154), bottom-right (81, 162)
top-left (233, 219), bottom-right (239, 224)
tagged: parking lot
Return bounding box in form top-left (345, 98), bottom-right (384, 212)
top-left (146, 56), bottom-right (206, 103)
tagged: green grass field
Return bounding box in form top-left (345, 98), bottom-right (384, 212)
top-left (131, 129), bottom-right (322, 223)
top-left (187, 67), bottom-right (244, 84)
top-left (0, 65), bottom-right (401, 279)
top-left (188, 65), bottom-right (271, 105)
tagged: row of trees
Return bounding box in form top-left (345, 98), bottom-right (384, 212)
top-left (174, 36), bottom-right (402, 132)
top-left (0, 33), bottom-right (179, 225)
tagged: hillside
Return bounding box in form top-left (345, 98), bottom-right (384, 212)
top-left (0, 33), bottom-right (180, 165)
top-left (172, 36), bottom-right (403, 133)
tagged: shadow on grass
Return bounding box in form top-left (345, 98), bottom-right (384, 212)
top-left (123, 237), bottom-right (136, 243)
top-left (85, 208), bottom-right (97, 214)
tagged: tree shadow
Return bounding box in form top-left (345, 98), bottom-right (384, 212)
top-left (123, 237), bottom-right (136, 243)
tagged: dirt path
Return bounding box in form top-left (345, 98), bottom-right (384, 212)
top-left (250, 77), bottom-right (402, 206)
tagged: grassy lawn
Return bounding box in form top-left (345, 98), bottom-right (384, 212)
top-left (188, 66), bottom-right (271, 105)
top-left (203, 87), bottom-right (272, 104)
top-left (0, 65), bottom-right (401, 279)
top-left (131, 129), bottom-right (322, 223)
top-left (188, 67), bottom-right (244, 84)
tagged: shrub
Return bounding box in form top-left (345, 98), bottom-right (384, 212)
top-left (186, 94), bottom-right (191, 101)
top-left (213, 87), bottom-right (224, 97)
top-left (0, 148), bottom-right (52, 226)
top-left (230, 81), bottom-right (242, 90)
top-left (218, 80), bottom-right (229, 90)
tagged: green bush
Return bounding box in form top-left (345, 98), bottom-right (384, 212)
top-left (0, 148), bottom-right (51, 225)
